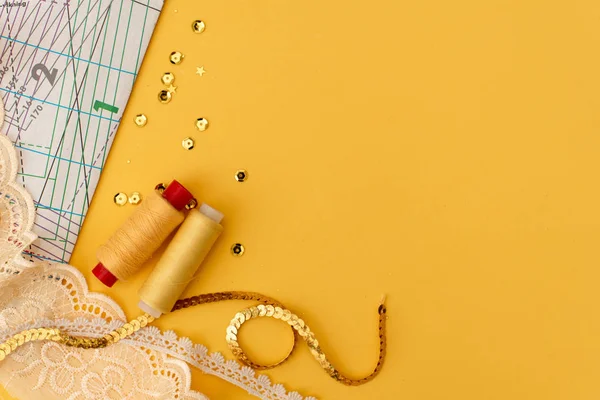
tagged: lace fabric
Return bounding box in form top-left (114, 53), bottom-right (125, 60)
top-left (0, 132), bottom-right (315, 400)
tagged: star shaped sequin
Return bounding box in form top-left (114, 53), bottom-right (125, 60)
top-left (167, 84), bottom-right (177, 94)
top-left (196, 66), bottom-right (206, 76)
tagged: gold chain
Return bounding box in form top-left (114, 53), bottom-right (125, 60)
top-left (0, 291), bottom-right (387, 386)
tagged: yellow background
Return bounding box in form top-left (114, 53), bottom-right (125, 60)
top-left (19, 0), bottom-right (600, 398)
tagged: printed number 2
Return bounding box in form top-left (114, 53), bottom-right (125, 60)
top-left (31, 64), bottom-right (58, 85)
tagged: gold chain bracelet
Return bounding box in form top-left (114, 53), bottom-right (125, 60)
top-left (0, 291), bottom-right (387, 386)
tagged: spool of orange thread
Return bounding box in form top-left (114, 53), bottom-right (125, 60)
top-left (92, 180), bottom-right (195, 287)
top-left (138, 203), bottom-right (224, 317)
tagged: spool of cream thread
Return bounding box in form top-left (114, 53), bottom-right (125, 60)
top-left (138, 203), bottom-right (224, 318)
top-left (92, 180), bottom-right (194, 287)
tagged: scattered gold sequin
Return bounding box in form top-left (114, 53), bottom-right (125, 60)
top-left (128, 192), bottom-right (142, 205)
top-left (158, 90), bottom-right (172, 104)
top-left (134, 114), bottom-right (147, 127)
top-left (161, 72), bottom-right (175, 85)
top-left (167, 84), bottom-right (177, 94)
top-left (169, 51), bottom-right (184, 64)
top-left (182, 137), bottom-right (195, 150)
top-left (155, 183), bottom-right (166, 193)
top-left (114, 193), bottom-right (127, 206)
top-left (235, 170), bottom-right (248, 182)
top-left (195, 118), bottom-right (209, 131)
top-left (231, 243), bottom-right (245, 256)
top-left (192, 20), bottom-right (206, 33)
top-left (196, 66), bottom-right (206, 76)
top-left (185, 198), bottom-right (198, 210)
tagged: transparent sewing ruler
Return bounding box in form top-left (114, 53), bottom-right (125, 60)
top-left (0, 0), bottom-right (163, 262)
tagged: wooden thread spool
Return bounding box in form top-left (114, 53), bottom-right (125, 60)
top-left (138, 203), bottom-right (224, 317)
top-left (92, 180), bottom-right (195, 287)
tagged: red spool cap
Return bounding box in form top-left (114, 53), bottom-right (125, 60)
top-left (162, 180), bottom-right (194, 211)
top-left (92, 263), bottom-right (118, 288)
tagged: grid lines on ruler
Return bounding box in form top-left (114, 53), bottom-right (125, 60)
top-left (0, 0), bottom-right (163, 262)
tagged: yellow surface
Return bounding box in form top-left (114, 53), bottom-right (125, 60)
top-left (0, 384), bottom-right (17, 400)
top-left (64, 0), bottom-right (600, 399)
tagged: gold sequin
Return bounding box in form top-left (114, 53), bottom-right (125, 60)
top-left (192, 20), bottom-right (206, 33)
top-left (158, 90), bottom-right (172, 104)
top-left (167, 84), bottom-right (177, 94)
top-left (128, 192), bottom-right (142, 205)
top-left (281, 309), bottom-right (292, 322)
top-left (161, 72), bottom-right (175, 85)
top-left (234, 312), bottom-right (246, 324)
top-left (125, 324), bottom-right (134, 336)
top-left (273, 306), bottom-right (284, 319)
top-left (257, 304), bottom-right (267, 317)
top-left (265, 305), bottom-right (275, 317)
top-left (231, 243), bottom-right (245, 256)
top-left (235, 170), bottom-right (248, 182)
top-left (226, 332), bottom-right (237, 342)
top-left (0, 292), bottom-right (387, 387)
top-left (134, 114), bottom-right (147, 127)
top-left (196, 66), bottom-right (206, 76)
top-left (185, 198), bottom-right (198, 210)
top-left (154, 183), bottom-right (166, 193)
top-left (226, 325), bottom-right (238, 336)
top-left (169, 51), bottom-right (184, 64)
top-left (7, 339), bottom-right (17, 351)
top-left (182, 137), bottom-right (195, 150)
top-left (114, 193), bottom-right (127, 206)
top-left (195, 118), bottom-right (209, 131)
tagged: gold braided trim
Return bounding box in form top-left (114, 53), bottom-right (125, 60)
top-left (0, 292), bottom-right (386, 386)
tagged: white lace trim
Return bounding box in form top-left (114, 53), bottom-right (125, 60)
top-left (0, 133), bottom-right (315, 400)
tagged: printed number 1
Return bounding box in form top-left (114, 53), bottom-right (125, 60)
top-left (93, 100), bottom-right (119, 114)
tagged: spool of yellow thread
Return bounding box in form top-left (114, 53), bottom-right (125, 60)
top-left (138, 203), bottom-right (224, 317)
top-left (93, 180), bottom-right (195, 287)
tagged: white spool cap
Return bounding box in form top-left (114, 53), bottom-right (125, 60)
top-left (138, 299), bottom-right (162, 318)
top-left (199, 203), bottom-right (224, 223)
top-left (137, 203), bottom-right (224, 318)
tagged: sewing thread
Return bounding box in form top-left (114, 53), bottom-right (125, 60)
top-left (94, 188), bottom-right (189, 286)
top-left (138, 203), bottom-right (224, 316)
